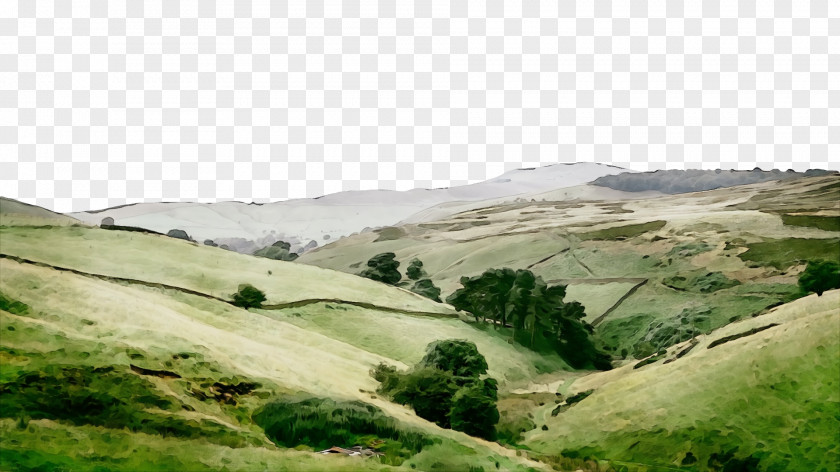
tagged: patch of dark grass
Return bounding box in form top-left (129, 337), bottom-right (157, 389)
top-left (0, 365), bottom-right (246, 447)
top-left (738, 238), bottom-right (840, 269)
top-left (662, 272), bottom-right (740, 293)
top-left (253, 395), bottom-right (435, 465)
top-left (780, 214), bottom-right (840, 232)
top-left (577, 220), bottom-right (666, 241)
top-left (0, 292), bottom-right (29, 315)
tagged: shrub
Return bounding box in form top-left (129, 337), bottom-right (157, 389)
top-left (410, 278), bottom-right (442, 302)
top-left (392, 367), bottom-right (459, 428)
top-left (253, 395), bottom-right (433, 465)
top-left (231, 284), bottom-right (267, 309)
top-left (419, 340), bottom-right (488, 381)
top-left (406, 259), bottom-right (425, 280)
top-left (253, 241), bottom-right (298, 261)
top-left (798, 260), bottom-right (840, 296)
top-left (359, 252), bottom-right (402, 285)
top-left (449, 383), bottom-right (500, 440)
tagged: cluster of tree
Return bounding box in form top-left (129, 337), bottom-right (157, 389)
top-left (798, 260), bottom-right (840, 296)
top-left (359, 253), bottom-right (442, 302)
top-left (253, 240), bottom-right (299, 262)
top-left (372, 340), bottom-right (499, 440)
top-left (447, 268), bottom-right (611, 370)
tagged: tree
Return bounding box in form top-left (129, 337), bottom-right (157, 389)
top-left (372, 340), bottom-right (499, 438)
top-left (406, 259), bottom-right (425, 280)
top-left (419, 339), bottom-right (488, 381)
top-left (231, 284), bottom-right (267, 309)
top-left (447, 268), bottom-right (611, 370)
top-left (798, 260), bottom-right (840, 296)
top-left (359, 252), bottom-right (401, 285)
top-left (253, 240), bottom-right (299, 261)
top-left (449, 383), bottom-right (500, 440)
top-left (391, 367), bottom-right (458, 428)
top-left (410, 278), bottom-right (442, 302)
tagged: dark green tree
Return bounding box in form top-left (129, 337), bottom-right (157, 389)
top-left (391, 367), bottom-right (458, 428)
top-left (410, 278), bottom-right (442, 302)
top-left (449, 382), bottom-right (500, 440)
top-left (253, 240), bottom-right (299, 261)
top-left (798, 260), bottom-right (840, 296)
top-left (447, 268), bottom-right (611, 370)
top-left (419, 339), bottom-right (488, 381)
top-left (231, 284), bottom-right (267, 309)
top-left (406, 258), bottom-right (425, 280)
top-left (359, 252), bottom-right (402, 285)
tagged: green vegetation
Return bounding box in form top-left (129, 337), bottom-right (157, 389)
top-left (374, 340), bottom-right (500, 440)
top-left (781, 214), bottom-right (840, 232)
top-left (448, 268), bottom-right (611, 370)
top-left (231, 284), bottom-right (267, 309)
top-left (577, 220), bottom-right (666, 241)
top-left (0, 364), bottom-right (244, 447)
top-left (662, 271), bottom-right (740, 293)
top-left (419, 339), bottom-right (488, 380)
top-left (406, 258), bottom-right (425, 280)
top-left (253, 241), bottom-right (299, 261)
top-left (525, 293), bottom-right (840, 471)
top-left (798, 260), bottom-right (840, 296)
top-left (409, 278), bottom-right (442, 302)
top-left (253, 395), bottom-right (433, 465)
top-left (738, 237), bottom-right (840, 269)
top-left (0, 292), bottom-right (29, 315)
top-left (359, 252), bottom-right (402, 285)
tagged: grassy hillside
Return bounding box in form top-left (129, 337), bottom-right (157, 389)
top-left (0, 225), bottom-right (454, 316)
top-left (0, 225), bottom-right (550, 470)
top-left (0, 197), bottom-right (82, 227)
top-left (522, 290), bottom-right (840, 471)
top-left (299, 175), bottom-right (840, 360)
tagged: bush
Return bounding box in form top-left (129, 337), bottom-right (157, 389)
top-left (406, 259), bottom-right (425, 280)
top-left (253, 395), bottom-right (433, 465)
top-left (359, 252), bottom-right (402, 285)
top-left (374, 340), bottom-right (500, 440)
top-left (253, 241), bottom-right (298, 261)
top-left (392, 368), bottom-right (459, 428)
top-left (449, 383), bottom-right (500, 440)
top-left (410, 278), bottom-right (442, 302)
top-left (419, 340), bottom-right (488, 381)
top-left (231, 284), bottom-right (267, 309)
top-left (798, 260), bottom-right (840, 296)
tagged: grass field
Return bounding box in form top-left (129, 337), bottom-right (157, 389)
top-left (0, 240), bottom-right (547, 470)
top-left (523, 291), bottom-right (840, 471)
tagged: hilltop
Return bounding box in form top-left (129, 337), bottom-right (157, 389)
top-left (66, 163), bottom-right (628, 254)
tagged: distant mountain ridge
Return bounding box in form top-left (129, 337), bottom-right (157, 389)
top-left (592, 168), bottom-right (835, 194)
top-left (67, 162), bottom-right (629, 254)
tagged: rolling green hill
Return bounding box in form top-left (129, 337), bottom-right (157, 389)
top-left (522, 290), bottom-right (840, 471)
top-left (0, 219), bottom-right (549, 471)
top-left (1, 174), bottom-right (838, 472)
top-left (299, 175), bottom-right (840, 360)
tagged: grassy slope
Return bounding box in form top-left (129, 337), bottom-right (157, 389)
top-left (0, 229), bottom-right (549, 470)
top-left (0, 197), bottom-right (81, 227)
top-left (522, 291), bottom-right (840, 471)
top-left (0, 225), bottom-right (454, 315)
top-left (299, 176), bottom-right (840, 358)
